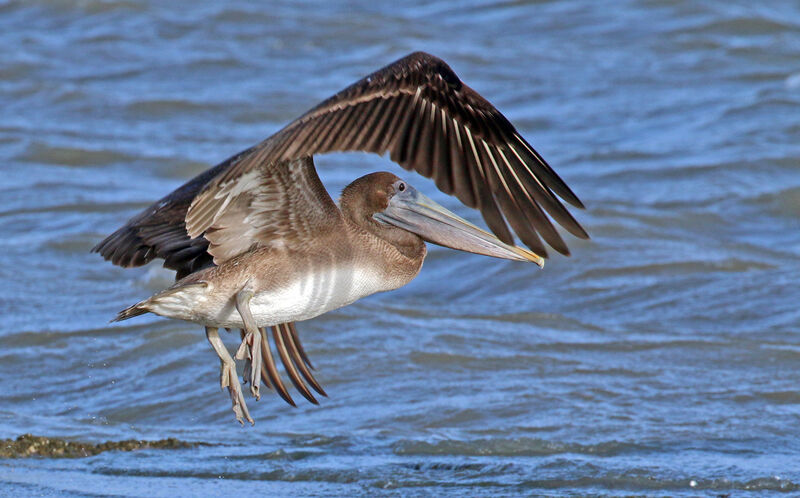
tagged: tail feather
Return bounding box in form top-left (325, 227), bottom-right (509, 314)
top-left (112, 301), bottom-right (149, 322)
top-left (111, 282), bottom-right (207, 323)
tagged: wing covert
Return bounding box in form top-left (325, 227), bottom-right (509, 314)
top-left (197, 156), bottom-right (340, 264)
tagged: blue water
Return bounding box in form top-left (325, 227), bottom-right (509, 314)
top-left (2, 0), bottom-right (800, 495)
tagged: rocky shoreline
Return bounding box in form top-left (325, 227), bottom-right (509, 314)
top-left (0, 434), bottom-right (198, 458)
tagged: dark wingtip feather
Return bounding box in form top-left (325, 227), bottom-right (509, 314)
top-left (282, 323), bottom-right (327, 398)
top-left (259, 327), bottom-right (297, 407)
top-left (274, 325), bottom-right (318, 405)
top-left (511, 135), bottom-right (585, 210)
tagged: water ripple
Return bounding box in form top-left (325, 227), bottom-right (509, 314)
top-left (1, 0), bottom-right (799, 494)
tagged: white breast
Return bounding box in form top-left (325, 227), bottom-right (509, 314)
top-left (197, 262), bottom-right (396, 329)
top-left (253, 263), bottom-right (392, 325)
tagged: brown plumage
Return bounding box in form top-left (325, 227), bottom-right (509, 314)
top-left (95, 52), bottom-right (588, 424)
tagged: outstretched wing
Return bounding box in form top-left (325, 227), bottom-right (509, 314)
top-left (94, 154), bottom-right (337, 271)
top-left (186, 51), bottom-right (588, 257)
top-left (91, 148), bottom-right (254, 279)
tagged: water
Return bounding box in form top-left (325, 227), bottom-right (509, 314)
top-left (2, 0), bottom-right (799, 495)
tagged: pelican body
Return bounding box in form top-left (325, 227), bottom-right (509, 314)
top-left (119, 173), bottom-right (427, 329)
top-left (134, 242), bottom-right (416, 330)
top-left (96, 52), bottom-right (588, 424)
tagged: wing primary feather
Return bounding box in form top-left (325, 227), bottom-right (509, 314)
top-left (461, 103), bottom-right (491, 142)
top-left (412, 99), bottom-right (434, 177)
top-left (288, 322), bottom-right (314, 370)
top-left (377, 94), bottom-right (411, 153)
top-left (429, 103), bottom-right (450, 185)
top-left (163, 246), bottom-right (205, 268)
top-left (363, 96), bottom-right (399, 153)
top-left (258, 329), bottom-right (274, 390)
top-left (278, 123), bottom-right (310, 160)
top-left (472, 141), bottom-right (513, 243)
top-left (481, 144), bottom-right (548, 256)
top-left (303, 110), bottom-right (339, 153)
top-left (338, 102), bottom-right (374, 151)
top-left (327, 104), bottom-right (360, 151)
top-left (268, 124), bottom-right (302, 163)
top-left (281, 324), bottom-right (327, 397)
top-left (260, 327), bottom-right (296, 407)
top-left (477, 187), bottom-right (513, 245)
top-left (283, 323), bottom-right (328, 397)
top-left (311, 106), bottom-right (348, 153)
top-left (432, 116), bottom-right (460, 195)
top-left (512, 134), bottom-right (584, 209)
top-left (494, 147), bottom-right (569, 254)
top-left (389, 92), bottom-right (422, 166)
top-left (108, 240), bottom-right (137, 267)
top-left (291, 113), bottom-right (335, 159)
top-left (353, 99), bottom-right (389, 150)
top-left (505, 143), bottom-right (589, 239)
top-left (398, 92), bottom-right (426, 165)
top-left (129, 246), bottom-right (151, 267)
top-left (473, 107), bottom-right (502, 144)
top-left (352, 97), bottom-right (390, 153)
top-left (273, 325), bottom-right (318, 404)
top-left (437, 117), bottom-right (463, 198)
top-left (458, 125), bottom-right (488, 209)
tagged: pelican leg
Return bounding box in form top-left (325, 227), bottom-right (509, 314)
top-left (234, 290), bottom-right (263, 400)
top-left (238, 328), bottom-right (270, 394)
top-left (238, 329), bottom-right (251, 391)
top-left (205, 326), bottom-right (253, 426)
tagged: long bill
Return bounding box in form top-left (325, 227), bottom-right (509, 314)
top-left (373, 186), bottom-right (545, 267)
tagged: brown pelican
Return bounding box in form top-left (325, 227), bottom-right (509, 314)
top-left (94, 52), bottom-right (588, 424)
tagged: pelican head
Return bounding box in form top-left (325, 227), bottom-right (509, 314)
top-left (342, 172), bottom-right (544, 267)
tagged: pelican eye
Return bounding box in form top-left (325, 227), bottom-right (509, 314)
top-left (398, 182), bottom-right (406, 192)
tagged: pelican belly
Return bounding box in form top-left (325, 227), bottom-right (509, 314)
top-left (256, 263), bottom-right (394, 324)
top-left (202, 261), bottom-right (397, 328)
